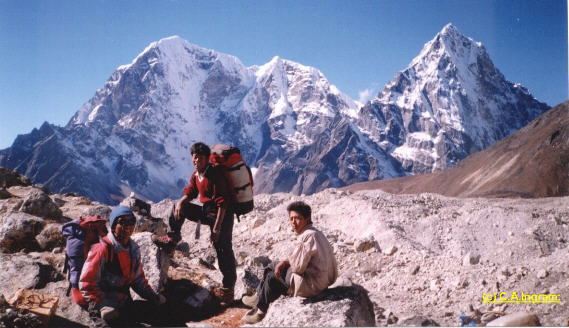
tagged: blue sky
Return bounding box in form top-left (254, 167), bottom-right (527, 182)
top-left (0, 0), bottom-right (567, 149)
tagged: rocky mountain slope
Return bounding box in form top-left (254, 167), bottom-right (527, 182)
top-left (355, 23), bottom-right (549, 175)
top-left (0, 168), bottom-right (567, 326)
top-left (346, 100), bottom-right (569, 198)
top-left (0, 24), bottom-right (548, 204)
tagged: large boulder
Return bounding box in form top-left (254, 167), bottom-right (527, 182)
top-left (120, 193), bottom-right (152, 216)
top-left (131, 232), bottom-right (170, 298)
top-left (35, 223), bottom-right (65, 251)
top-left (0, 211), bottom-right (45, 252)
top-left (37, 280), bottom-right (92, 327)
top-left (82, 204), bottom-right (111, 219)
top-left (18, 189), bottom-right (62, 220)
top-left (252, 284), bottom-right (375, 327)
top-left (0, 253), bottom-right (63, 300)
top-left (151, 199), bottom-right (176, 221)
top-left (135, 216), bottom-right (168, 235)
top-left (487, 312), bottom-right (541, 326)
top-left (121, 194), bottom-right (168, 235)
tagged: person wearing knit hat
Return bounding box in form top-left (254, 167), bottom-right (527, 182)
top-left (79, 205), bottom-right (166, 327)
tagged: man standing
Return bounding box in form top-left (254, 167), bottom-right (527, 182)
top-left (80, 206), bottom-right (166, 327)
top-left (153, 142), bottom-right (237, 304)
top-left (241, 201), bottom-right (338, 324)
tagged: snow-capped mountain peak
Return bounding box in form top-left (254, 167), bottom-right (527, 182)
top-left (359, 23), bottom-right (549, 175)
top-left (0, 28), bottom-right (549, 204)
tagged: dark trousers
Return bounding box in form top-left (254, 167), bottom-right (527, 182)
top-left (256, 262), bottom-right (291, 313)
top-left (169, 202), bottom-right (237, 289)
top-left (88, 299), bottom-right (160, 328)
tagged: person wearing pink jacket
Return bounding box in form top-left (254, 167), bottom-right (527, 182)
top-left (80, 206), bottom-right (166, 327)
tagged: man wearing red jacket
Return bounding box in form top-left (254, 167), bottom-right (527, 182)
top-left (80, 206), bottom-right (166, 327)
top-left (153, 142), bottom-right (237, 305)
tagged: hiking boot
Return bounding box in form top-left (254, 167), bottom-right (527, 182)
top-left (241, 308), bottom-right (265, 324)
top-left (241, 293), bottom-right (258, 308)
top-left (212, 287), bottom-right (234, 306)
top-left (151, 233), bottom-right (179, 252)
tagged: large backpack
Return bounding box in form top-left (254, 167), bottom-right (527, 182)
top-left (61, 216), bottom-right (108, 303)
top-left (209, 144), bottom-right (254, 216)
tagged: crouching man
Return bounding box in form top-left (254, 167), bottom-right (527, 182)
top-left (79, 206), bottom-right (166, 327)
top-left (241, 201), bottom-right (338, 324)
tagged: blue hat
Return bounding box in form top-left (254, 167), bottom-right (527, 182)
top-left (109, 206), bottom-right (134, 228)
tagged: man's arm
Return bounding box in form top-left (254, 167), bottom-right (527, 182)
top-left (288, 235), bottom-right (317, 275)
top-left (79, 243), bottom-right (107, 307)
top-left (275, 260), bottom-right (290, 279)
top-left (175, 174), bottom-right (198, 220)
top-left (210, 166), bottom-right (230, 243)
top-left (174, 194), bottom-right (190, 220)
top-left (210, 206), bottom-right (226, 243)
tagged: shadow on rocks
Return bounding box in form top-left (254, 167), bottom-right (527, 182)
top-left (162, 278), bottom-right (222, 326)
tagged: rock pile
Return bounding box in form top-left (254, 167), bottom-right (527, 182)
top-left (1, 168), bottom-right (568, 326)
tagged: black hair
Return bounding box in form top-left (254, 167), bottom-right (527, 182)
top-left (287, 201), bottom-right (312, 222)
top-left (191, 142), bottom-right (211, 157)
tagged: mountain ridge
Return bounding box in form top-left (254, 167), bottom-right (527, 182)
top-left (0, 24), bottom-right (550, 204)
top-left (345, 100), bottom-right (569, 198)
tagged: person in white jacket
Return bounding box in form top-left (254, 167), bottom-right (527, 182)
top-left (241, 201), bottom-right (338, 324)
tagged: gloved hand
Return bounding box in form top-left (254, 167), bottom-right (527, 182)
top-left (100, 306), bottom-right (120, 321)
top-left (157, 293), bottom-right (167, 305)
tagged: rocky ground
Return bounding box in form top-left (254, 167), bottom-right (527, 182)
top-left (0, 168), bottom-right (568, 326)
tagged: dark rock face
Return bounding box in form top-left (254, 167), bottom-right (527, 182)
top-left (0, 167), bottom-right (31, 188)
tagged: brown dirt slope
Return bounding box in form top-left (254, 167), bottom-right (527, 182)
top-left (345, 101), bottom-right (569, 198)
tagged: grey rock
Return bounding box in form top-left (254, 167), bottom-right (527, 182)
top-left (0, 253), bottom-right (63, 299)
top-left (135, 216), bottom-right (168, 235)
top-left (537, 269), bottom-right (548, 279)
top-left (253, 285), bottom-right (375, 327)
top-left (235, 266), bottom-right (262, 299)
top-left (35, 223), bottom-right (65, 251)
top-left (354, 236), bottom-right (379, 252)
top-left (0, 253), bottom-right (42, 298)
top-left (399, 315), bottom-right (440, 326)
top-left (252, 218), bottom-right (266, 229)
top-left (51, 197), bottom-right (66, 207)
top-left (150, 199), bottom-right (176, 221)
top-left (463, 252), bottom-right (481, 265)
top-left (486, 312), bottom-right (541, 326)
top-left (410, 265), bottom-right (421, 275)
top-left (37, 280), bottom-right (92, 327)
top-left (18, 189), bottom-right (62, 220)
top-left (131, 232), bottom-right (170, 298)
top-left (383, 245), bottom-right (398, 256)
top-left (120, 193), bottom-right (152, 216)
top-left (82, 204), bottom-right (111, 218)
top-left (0, 211), bottom-right (45, 252)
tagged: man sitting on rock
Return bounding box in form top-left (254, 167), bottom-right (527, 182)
top-left (79, 206), bottom-right (166, 327)
top-left (241, 201), bottom-right (338, 324)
